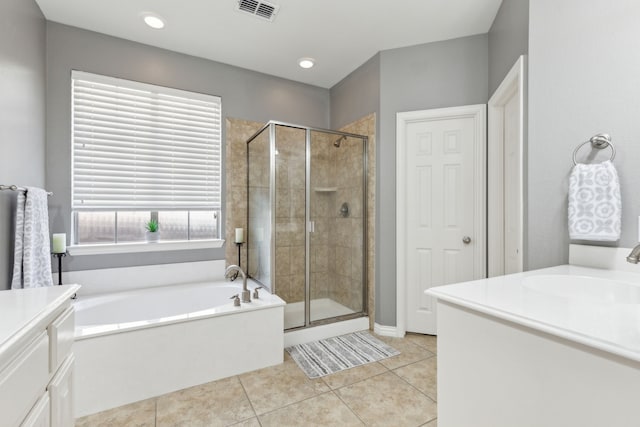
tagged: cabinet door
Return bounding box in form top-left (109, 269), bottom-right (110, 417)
top-left (0, 333), bottom-right (49, 427)
top-left (48, 307), bottom-right (74, 374)
top-left (48, 355), bottom-right (74, 427)
top-left (21, 393), bottom-right (50, 427)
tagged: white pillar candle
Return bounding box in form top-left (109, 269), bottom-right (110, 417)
top-left (235, 228), bottom-right (244, 243)
top-left (52, 233), bottom-right (67, 254)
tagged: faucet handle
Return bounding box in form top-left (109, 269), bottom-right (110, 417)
top-left (229, 294), bottom-right (241, 307)
top-left (252, 286), bottom-right (263, 299)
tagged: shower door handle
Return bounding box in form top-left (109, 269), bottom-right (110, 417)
top-left (308, 221), bottom-right (315, 233)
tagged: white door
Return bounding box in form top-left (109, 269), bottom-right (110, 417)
top-left (488, 56), bottom-right (525, 277)
top-left (397, 105), bottom-right (486, 335)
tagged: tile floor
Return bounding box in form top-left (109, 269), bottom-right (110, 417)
top-left (75, 332), bottom-right (437, 427)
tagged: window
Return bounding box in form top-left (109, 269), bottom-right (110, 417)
top-left (71, 71), bottom-right (222, 249)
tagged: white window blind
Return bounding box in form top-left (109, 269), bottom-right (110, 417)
top-left (71, 71), bottom-right (221, 211)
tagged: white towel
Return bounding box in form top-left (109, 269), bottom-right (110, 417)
top-left (11, 187), bottom-right (54, 289)
top-left (568, 160), bottom-right (621, 241)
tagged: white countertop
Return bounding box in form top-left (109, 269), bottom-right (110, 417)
top-left (427, 265), bottom-right (640, 363)
top-left (0, 285), bottom-right (80, 361)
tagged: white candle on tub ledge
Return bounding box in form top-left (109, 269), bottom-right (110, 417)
top-left (235, 228), bottom-right (244, 243)
top-left (52, 233), bottom-right (67, 253)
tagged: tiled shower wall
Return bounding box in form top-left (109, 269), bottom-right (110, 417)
top-left (226, 114), bottom-right (376, 327)
top-left (225, 119), bottom-right (262, 270)
top-left (338, 114), bottom-right (376, 329)
top-left (312, 132), bottom-right (365, 313)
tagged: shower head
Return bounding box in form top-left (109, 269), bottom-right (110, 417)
top-left (334, 135), bottom-right (347, 148)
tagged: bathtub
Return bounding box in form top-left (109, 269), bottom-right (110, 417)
top-left (73, 278), bottom-right (285, 417)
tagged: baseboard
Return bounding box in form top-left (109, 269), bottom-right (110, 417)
top-left (374, 323), bottom-right (404, 338)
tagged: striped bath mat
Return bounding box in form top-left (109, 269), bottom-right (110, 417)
top-left (286, 331), bottom-right (400, 378)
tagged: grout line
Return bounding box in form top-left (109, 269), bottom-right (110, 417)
top-left (331, 389), bottom-right (368, 426)
top-left (330, 369), bottom-right (389, 391)
top-left (404, 336), bottom-right (438, 353)
top-left (237, 374), bottom-right (260, 423)
top-left (255, 390), bottom-right (334, 419)
top-left (318, 360), bottom-right (388, 389)
top-left (388, 361), bottom-right (437, 404)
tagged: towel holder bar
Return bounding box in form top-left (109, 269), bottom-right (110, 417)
top-left (572, 133), bottom-right (615, 166)
top-left (0, 184), bottom-right (53, 196)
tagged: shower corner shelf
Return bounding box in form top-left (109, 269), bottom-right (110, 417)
top-left (313, 187), bottom-right (337, 193)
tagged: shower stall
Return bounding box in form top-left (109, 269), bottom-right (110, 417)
top-left (246, 121), bottom-right (368, 330)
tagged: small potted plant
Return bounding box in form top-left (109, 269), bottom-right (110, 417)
top-left (145, 219), bottom-right (159, 242)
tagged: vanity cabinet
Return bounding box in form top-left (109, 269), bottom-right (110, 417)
top-left (0, 285), bottom-right (80, 427)
top-left (429, 265), bottom-right (640, 427)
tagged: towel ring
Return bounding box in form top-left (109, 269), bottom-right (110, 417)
top-left (572, 133), bottom-right (616, 166)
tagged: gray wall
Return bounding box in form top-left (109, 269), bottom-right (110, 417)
top-left (488, 0), bottom-right (529, 95)
top-left (0, 0), bottom-right (46, 290)
top-left (329, 53), bottom-right (380, 130)
top-left (46, 22), bottom-right (330, 272)
top-left (527, 0), bottom-right (640, 269)
top-left (377, 35), bottom-right (489, 325)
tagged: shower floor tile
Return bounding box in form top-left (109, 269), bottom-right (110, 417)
top-left (75, 332), bottom-right (438, 427)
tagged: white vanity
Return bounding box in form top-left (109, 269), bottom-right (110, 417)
top-left (428, 246), bottom-right (640, 427)
top-left (0, 285), bottom-right (80, 427)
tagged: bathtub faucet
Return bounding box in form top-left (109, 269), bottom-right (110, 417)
top-left (626, 244), bottom-right (640, 264)
top-left (225, 265), bottom-right (250, 303)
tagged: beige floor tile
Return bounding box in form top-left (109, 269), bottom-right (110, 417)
top-left (259, 392), bottom-right (364, 427)
top-left (156, 376), bottom-right (255, 427)
top-left (321, 361), bottom-right (387, 390)
top-left (75, 398), bottom-right (156, 427)
top-left (422, 419), bottom-right (438, 427)
top-left (405, 333), bottom-right (438, 354)
top-left (240, 360), bottom-right (330, 415)
top-left (394, 356), bottom-right (437, 401)
top-left (336, 371), bottom-right (437, 427)
top-left (374, 335), bottom-right (435, 370)
top-left (229, 417), bottom-right (261, 426)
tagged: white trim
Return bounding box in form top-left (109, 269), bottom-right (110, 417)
top-left (373, 323), bottom-right (403, 338)
top-left (396, 104), bottom-right (487, 336)
top-left (68, 239), bottom-right (225, 256)
top-left (284, 317), bottom-right (370, 347)
top-left (488, 55), bottom-right (526, 277)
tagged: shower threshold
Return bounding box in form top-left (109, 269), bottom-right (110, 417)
top-left (284, 298), bottom-right (357, 330)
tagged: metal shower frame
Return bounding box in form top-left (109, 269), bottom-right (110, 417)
top-left (246, 120), bottom-right (368, 330)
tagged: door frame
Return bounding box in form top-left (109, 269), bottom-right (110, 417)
top-left (487, 55), bottom-right (526, 277)
top-left (396, 104), bottom-right (487, 336)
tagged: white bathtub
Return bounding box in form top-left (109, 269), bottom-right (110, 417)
top-left (73, 278), bottom-right (285, 417)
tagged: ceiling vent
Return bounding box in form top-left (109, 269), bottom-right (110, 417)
top-left (236, 0), bottom-right (280, 22)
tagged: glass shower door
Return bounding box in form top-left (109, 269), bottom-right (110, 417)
top-left (309, 130), bottom-right (365, 323)
top-left (274, 124), bottom-right (307, 329)
top-left (247, 127), bottom-right (271, 291)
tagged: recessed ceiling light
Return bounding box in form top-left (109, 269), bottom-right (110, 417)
top-left (298, 58), bottom-right (315, 69)
top-left (143, 14), bottom-right (165, 29)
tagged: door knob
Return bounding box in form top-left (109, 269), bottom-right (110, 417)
top-left (462, 236), bottom-right (471, 244)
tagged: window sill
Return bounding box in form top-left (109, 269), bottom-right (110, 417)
top-left (68, 239), bottom-right (225, 256)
